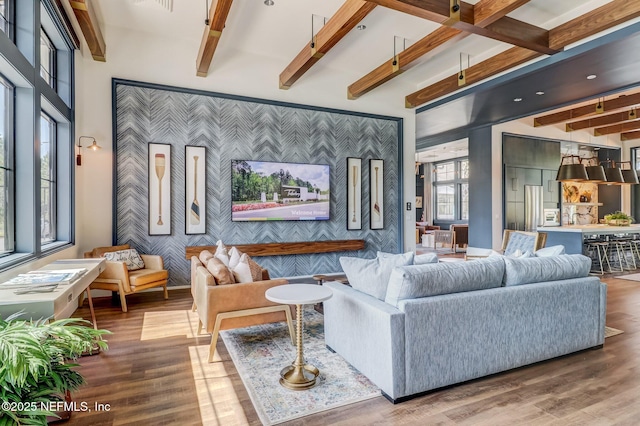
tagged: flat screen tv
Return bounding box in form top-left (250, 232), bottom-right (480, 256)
top-left (231, 160), bottom-right (330, 222)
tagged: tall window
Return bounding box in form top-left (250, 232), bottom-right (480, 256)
top-left (0, 1), bottom-right (8, 35)
top-left (40, 28), bottom-right (56, 88)
top-left (40, 113), bottom-right (56, 243)
top-left (0, 77), bottom-right (13, 255)
top-left (433, 158), bottom-right (469, 222)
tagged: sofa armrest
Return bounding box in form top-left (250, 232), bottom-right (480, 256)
top-left (141, 254), bottom-right (164, 270)
top-left (323, 281), bottom-right (406, 400)
top-left (206, 278), bottom-right (289, 322)
top-left (98, 260), bottom-right (131, 293)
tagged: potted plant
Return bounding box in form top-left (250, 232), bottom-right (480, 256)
top-left (604, 211), bottom-right (634, 226)
top-left (0, 313), bottom-right (109, 425)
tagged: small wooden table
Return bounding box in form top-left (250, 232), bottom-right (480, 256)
top-left (265, 284), bottom-right (333, 390)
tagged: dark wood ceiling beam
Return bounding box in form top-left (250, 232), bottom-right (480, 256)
top-left (566, 110), bottom-right (638, 132)
top-left (406, 0), bottom-right (640, 109)
top-left (621, 130), bottom-right (640, 141)
top-left (406, 46), bottom-right (540, 108)
top-left (594, 119), bottom-right (640, 136)
top-left (348, 0), bottom-right (529, 100)
top-left (279, 0), bottom-right (376, 90)
top-left (535, 93), bottom-right (640, 126)
top-left (369, 0), bottom-right (556, 54)
top-left (196, 0), bottom-right (234, 77)
top-left (69, 0), bottom-right (106, 61)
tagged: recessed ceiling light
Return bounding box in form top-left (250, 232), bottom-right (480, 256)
top-left (536, 91), bottom-right (545, 95)
top-left (513, 97), bottom-right (523, 102)
top-left (587, 74), bottom-right (597, 80)
top-left (264, 0), bottom-right (274, 5)
top-left (357, 24), bottom-right (366, 30)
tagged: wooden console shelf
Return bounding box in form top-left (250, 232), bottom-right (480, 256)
top-left (186, 239), bottom-right (365, 259)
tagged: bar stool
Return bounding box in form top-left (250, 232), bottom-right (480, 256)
top-left (611, 235), bottom-right (636, 271)
top-left (584, 239), bottom-right (610, 275)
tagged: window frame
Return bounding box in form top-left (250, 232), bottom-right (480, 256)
top-left (39, 26), bottom-right (56, 90)
top-left (39, 111), bottom-right (56, 244)
top-left (433, 157), bottom-right (469, 223)
top-left (0, 74), bottom-right (14, 256)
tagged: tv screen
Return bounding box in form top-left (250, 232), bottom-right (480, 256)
top-left (231, 160), bottom-right (330, 222)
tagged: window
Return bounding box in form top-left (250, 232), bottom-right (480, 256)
top-left (0, 1), bottom-right (8, 35)
top-left (40, 113), bottom-right (56, 243)
top-left (40, 28), bottom-right (56, 88)
top-left (433, 158), bottom-right (468, 222)
top-left (0, 77), bottom-right (13, 255)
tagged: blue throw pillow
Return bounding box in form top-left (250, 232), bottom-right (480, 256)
top-left (340, 252), bottom-right (414, 300)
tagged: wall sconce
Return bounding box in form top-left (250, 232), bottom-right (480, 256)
top-left (77, 136), bottom-right (101, 166)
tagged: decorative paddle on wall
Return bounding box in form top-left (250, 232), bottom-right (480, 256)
top-left (155, 153), bottom-right (165, 226)
top-left (352, 165), bottom-right (357, 223)
top-left (374, 166), bottom-right (380, 217)
top-left (190, 155), bottom-right (200, 225)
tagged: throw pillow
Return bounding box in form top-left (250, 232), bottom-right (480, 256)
top-left (214, 244), bottom-right (230, 267)
top-left (206, 258), bottom-right (235, 285)
top-left (228, 246), bottom-right (243, 269)
top-left (414, 252), bottom-right (439, 265)
top-left (534, 245), bottom-right (566, 257)
top-left (103, 248), bottom-right (145, 271)
top-left (340, 252), bottom-right (414, 300)
top-left (243, 254), bottom-right (264, 281)
top-left (502, 254), bottom-right (591, 286)
top-left (232, 254), bottom-right (254, 283)
top-left (199, 250), bottom-right (214, 264)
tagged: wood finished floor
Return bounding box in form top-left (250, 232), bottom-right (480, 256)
top-left (69, 276), bottom-right (640, 426)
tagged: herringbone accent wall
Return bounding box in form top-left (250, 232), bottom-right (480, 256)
top-left (114, 81), bottom-right (401, 286)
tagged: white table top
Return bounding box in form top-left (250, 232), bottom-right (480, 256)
top-left (266, 284), bottom-right (333, 305)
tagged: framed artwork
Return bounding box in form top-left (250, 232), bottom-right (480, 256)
top-left (370, 159), bottom-right (384, 230)
top-left (416, 196), bottom-right (423, 209)
top-left (185, 146), bottom-right (206, 234)
top-left (346, 157), bottom-right (362, 230)
top-left (148, 143), bottom-right (172, 235)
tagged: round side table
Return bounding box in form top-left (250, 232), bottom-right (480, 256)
top-left (265, 283), bottom-right (333, 390)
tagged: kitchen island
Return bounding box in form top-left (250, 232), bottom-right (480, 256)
top-left (537, 224), bottom-right (640, 254)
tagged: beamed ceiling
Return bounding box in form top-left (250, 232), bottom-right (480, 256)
top-left (63, 0), bottom-right (640, 143)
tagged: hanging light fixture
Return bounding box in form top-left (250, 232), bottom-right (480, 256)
top-left (581, 157), bottom-right (607, 183)
top-left (556, 155), bottom-right (588, 182)
top-left (619, 161), bottom-right (639, 184)
top-left (601, 160), bottom-right (625, 185)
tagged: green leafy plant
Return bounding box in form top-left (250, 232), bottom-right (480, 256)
top-left (0, 313), bottom-right (110, 426)
top-left (604, 211), bottom-right (634, 223)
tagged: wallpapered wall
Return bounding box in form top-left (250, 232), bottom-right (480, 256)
top-left (114, 80), bottom-right (402, 286)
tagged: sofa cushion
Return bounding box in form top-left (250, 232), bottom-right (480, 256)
top-left (128, 268), bottom-right (169, 288)
top-left (206, 258), bottom-right (235, 285)
top-left (414, 252), bottom-right (439, 265)
top-left (503, 254), bottom-right (591, 286)
top-left (534, 245), bottom-right (566, 257)
top-left (103, 248), bottom-right (145, 271)
top-left (384, 256), bottom-right (505, 307)
top-left (341, 252), bottom-right (414, 300)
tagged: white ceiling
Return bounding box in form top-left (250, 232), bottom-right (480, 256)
top-left (93, 0), bottom-right (618, 102)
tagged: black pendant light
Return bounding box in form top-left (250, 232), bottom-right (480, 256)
top-left (602, 160), bottom-right (625, 185)
top-left (556, 155), bottom-right (588, 182)
top-left (582, 157), bottom-right (607, 183)
top-left (619, 161), bottom-right (639, 184)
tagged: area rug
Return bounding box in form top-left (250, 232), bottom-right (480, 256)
top-left (219, 307), bottom-right (380, 425)
top-left (605, 326), bottom-right (624, 338)
top-left (617, 273), bottom-right (640, 282)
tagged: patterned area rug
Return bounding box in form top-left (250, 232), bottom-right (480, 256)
top-left (220, 308), bottom-right (380, 425)
top-left (605, 326), bottom-right (624, 338)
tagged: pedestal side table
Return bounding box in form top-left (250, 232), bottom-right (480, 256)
top-left (265, 283), bottom-right (332, 390)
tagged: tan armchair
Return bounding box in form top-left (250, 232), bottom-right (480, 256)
top-left (191, 253), bottom-right (294, 362)
top-left (84, 244), bottom-right (169, 312)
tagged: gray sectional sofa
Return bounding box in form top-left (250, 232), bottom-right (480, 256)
top-left (323, 254), bottom-right (607, 403)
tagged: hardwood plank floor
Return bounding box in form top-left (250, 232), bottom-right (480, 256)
top-left (68, 276), bottom-right (640, 425)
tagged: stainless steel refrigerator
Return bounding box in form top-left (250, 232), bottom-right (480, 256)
top-left (524, 185), bottom-right (544, 232)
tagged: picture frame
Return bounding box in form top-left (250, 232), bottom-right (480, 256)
top-left (185, 145), bottom-right (206, 234)
top-left (370, 159), bottom-right (384, 230)
top-left (148, 143), bottom-right (172, 235)
top-left (346, 157), bottom-right (362, 230)
top-left (416, 196), bottom-right (423, 209)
